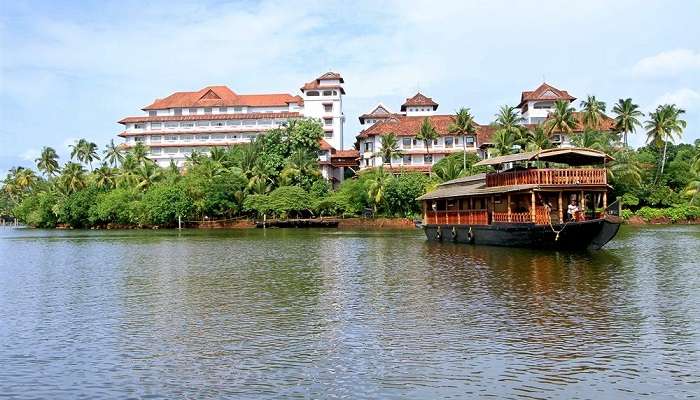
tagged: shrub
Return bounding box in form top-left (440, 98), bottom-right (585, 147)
top-left (140, 182), bottom-right (194, 226)
top-left (13, 190), bottom-right (59, 228)
top-left (267, 186), bottom-right (312, 218)
top-left (620, 209), bottom-right (633, 220)
top-left (383, 173), bottom-right (431, 217)
top-left (89, 188), bottom-right (141, 226)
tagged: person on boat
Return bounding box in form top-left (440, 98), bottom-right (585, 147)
top-left (567, 200), bottom-right (579, 221)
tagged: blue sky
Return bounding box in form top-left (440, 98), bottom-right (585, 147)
top-left (1, 0), bottom-right (699, 176)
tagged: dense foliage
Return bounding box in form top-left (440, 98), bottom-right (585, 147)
top-left (3, 97), bottom-right (698, 227)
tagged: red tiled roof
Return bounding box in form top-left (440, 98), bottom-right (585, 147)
top-left (359, 104), bottom-right (399, 123)
top-left (142, 86), bottom-right (299, 110)
top-left (401, 92), bottom-right (438, 111)
top-left (118, 112), bottom-right (301, 124)
top-left (316, 71), bottom-right (344, 83)
top-left (356, 115), bottom-right (494, 143)
top-left (333, 149), bottom-right (359, 158)
top-left (384, 165), bottom-right (433, 173)
top-left (518, 83), bottom-right (576, 108)
top-left (557, 112), bottom-right (615, 133)
top-left (319, 139), bottom-right (333, 150)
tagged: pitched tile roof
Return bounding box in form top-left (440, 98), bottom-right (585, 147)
top-left (316, 71), bottom-right (344, 83)
top-left (118, 112), bottom-right (301, 124)
top-left (142, 86), bottom-right (300, 110)
top-left (401, 92), bottom-right (438, 111)
top-left (357, 115), bottom-right (494, 143)
top-left (301, 71), bottom-right (346, 94)
top-left (358, 103), bottom-right (400, 123)
top-left (517, 83), bottom-right (576, 108)
top-left (542, 112), bottom-right (616, 133)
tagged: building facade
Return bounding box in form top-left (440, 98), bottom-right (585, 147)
top-left (118, 72), bottom-right (355, 182)
top-left (356, 93), bottom-right (494, 172)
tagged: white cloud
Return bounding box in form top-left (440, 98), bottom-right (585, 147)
top-left (631, 49), bottom-right (700, 78)
top-left (20, 148), bottom-right (40, 162)
top-left (649, 88), bottom-right (700, 110)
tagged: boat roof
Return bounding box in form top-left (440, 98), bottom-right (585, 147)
top-left (474, 147), bottom-right (613, 167)
top-left (437, 173), bottom-right (487, 187)
top-left (417, 181), bottom-right (537, 201)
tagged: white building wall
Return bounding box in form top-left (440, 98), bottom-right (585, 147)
top-left (301, 91), bottom-right (343, 150)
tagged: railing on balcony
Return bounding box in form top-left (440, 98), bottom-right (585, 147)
top-left (426, 210), bottom-right (489, 225)
top-left (535, 206), bottom-right (552, 225)
top-left (492, 211), bottom-right (531, 223)
top-left (486, 168), bottom-right (607, 187)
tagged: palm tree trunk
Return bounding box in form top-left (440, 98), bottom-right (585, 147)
top-left (660, 140), bottom-right (668, 177)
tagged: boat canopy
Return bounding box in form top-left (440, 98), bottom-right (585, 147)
top-left (474, 147), bottom-right (613, 167)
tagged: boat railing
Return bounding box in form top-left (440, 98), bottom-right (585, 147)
top-left (486, 168), bottom-right (607, 187)
top-left (426, 210), bottom-right (489, 225)
top-left (492, 211), bottom-right (531, 223)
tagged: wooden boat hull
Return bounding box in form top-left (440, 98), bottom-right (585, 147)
top-left (423, 216), bottom-right (621, 250)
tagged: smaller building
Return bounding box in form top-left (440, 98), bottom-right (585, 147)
top-left (356, 93), bottom-right (493, 172)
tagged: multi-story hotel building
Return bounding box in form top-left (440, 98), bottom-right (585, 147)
top-left (356, 93), bottom-right (494, 172)
top-left (118, 72), bottom-right (356, 182)
top-left (357, 84), bottom-right (615, 172)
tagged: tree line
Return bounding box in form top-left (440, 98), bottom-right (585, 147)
top-left (2, 97), bottom-right (698, 228)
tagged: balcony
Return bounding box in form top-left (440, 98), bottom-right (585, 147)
top-left (425, 210), bottom-right (489, 225)
top-left (486, 168), bottom-right (607, 187)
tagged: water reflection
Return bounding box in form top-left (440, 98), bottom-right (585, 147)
top-left (0, 226), bottom-right (698, 399)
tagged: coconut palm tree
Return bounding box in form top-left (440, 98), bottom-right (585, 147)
top-left (117, 153), bottom-right (139, 188)
top-left (14, 168), bottom-right (38, 192)
top-left (209, 147), bottom-right (228, 163)
top-left (580, 95), bottom-right (607, 130)
top-left (572, 129), bottom-right (605, 151)
top-left (379, 133), bottom-right (403, 168)
top-left (367, 167), bottom-right (390, 214)
top-left (493, 105), bottom-right (526, 148)
top-left (60, 162), bottom-right (87, 193)
top-left (280, 148), bottom-right (320, 186)
top-left (103, 139), bottom-right (124, 167)
top-left (70, 139), bottom-right (100, 170)
top-left (609, 149), bottom-right (642, 188)
top-left (130, 142), bottom-right (149, 165)
top-left (490, 130), bottom-right (516, 157)
top-left (135, 162), bottom-right (162, 189)
top-left (645, 104), bottom-right (687, 178)
top-left (415, 118), bottom-right (438, 173)
top-left (448, 108), bottom-right (478, 170)
top-left (433, 156), bottom-right (464, 182)
top-left (93, 163), bottom-right (116, 190)
top-left (545, 100), bottom-right (578, 136)
top-left (612, 98), bottom-right (643, 147)
top-left (524, 125), bottom-right (552, 152)
top-left (35, 147), bottom-right (60, 178)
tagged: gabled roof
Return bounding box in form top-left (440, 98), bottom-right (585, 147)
top-left (401, 92), bottom-right (439, 111)
top-left (356, 114), bottom-right (495, 143)
top-left (474, 147), bottom-right (613, 167)
top-left (358, 103), bottom-right (398, 123)
top-left (142, 86), bottom-right (299, 110)
top-left (301, 71), bottom-right (346, 94)
top-left (517, 83), bottom-right (576, 108)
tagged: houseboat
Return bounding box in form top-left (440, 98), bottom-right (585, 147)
top-left (416, 148), bottom-right (622, 250)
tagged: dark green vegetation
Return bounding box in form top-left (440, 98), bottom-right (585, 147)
top-left (2, 99), bottom-right (699, 227)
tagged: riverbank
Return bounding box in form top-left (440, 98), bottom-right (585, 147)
top-left (189, 217), bottom-right (418, 230)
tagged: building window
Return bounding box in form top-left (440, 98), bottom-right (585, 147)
top-left (364, 142), bottom-right (373, 152)
top-left (204, 108), bottom-right (212, 114)
top-left (246, 135), bottom-right (256, 141)
top-left (433, 139), bottom-right (439, 146)
top-left (151, 122), bottom-right (162, 129)
top-left (195, 121), bottom-right (209, 127)
top-left (165, 122), bottom-right (178, 129)
top-left (226, 120), bottom-right (242, 126)
top-left (165, 135), bottom-right (178, 141)
top-left (444, 137), bottom-right (454, 148)
top-left (196, 135), bottom-right (210, 141)
top-left (424, 154), bottom-right (433, 164)
top-left (182, 135), bottom-right (193, 142)
top-left (324, 104), bottom-right (333, 112)
top-left (212, 121), bottom-right (225, 127)
top-left (151, 135), bottom-right (162, 143)
top-left (324, 131), bottom-right (333, 138)
top-left (306, 91), bottom-right (319, 96)
top-left (403, 155), bottom-right (412, 165)
top-left (324, 118), bottom-right (333, 126)
top-left (181, 122), bottom-right (194, 128)
top-left (322, 90), bottom-right (333, 96)
top-left (212, 134), bottom-right (225, 140)
top-left (242, 120), bottom-right (256, 126)
top-left (552, 134), bottom-right (562, 142)
top-left (150, 148), bottom-right (162, 155)
top-left (189, 108), bottom-right (198, 114)
top-left (533, 101), bottom-right (555, 109)
top-left (233, 107), bottom-right (243, 112)
top-left (258, 119), bottom-right (272, 126)
top-left (227, 134), bottom-right (238, 140)
top-left (134, 136), bottom-right (145, 142)
top-left (165, 148), bottom-right (178, 154)
top-left (402, 137), bottom-right (412, 149)
top-left (465, 136), bottom-right (475, 146)
top-left (174, 108), bottom-right (182, 116)
top-left (148, 111), bottom-right (157, 117)
top-left (181, 147), bottom-right (192, 154)
top-left (219, 107), bottom-right (227, 113)
top-left (134, 123), bottom-right (145, 129)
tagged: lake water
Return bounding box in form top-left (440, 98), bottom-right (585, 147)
top-left (1, 225), bottom-right (699, 399)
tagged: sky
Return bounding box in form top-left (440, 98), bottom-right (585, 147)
top-left (1, 0), bottom-right (699, 177)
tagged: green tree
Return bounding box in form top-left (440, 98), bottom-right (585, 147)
top-left (366, 167), bottom-right (391, 213)
top-left (35, 147), bottom-right (60, 178)
top-left (140, 182), bottom-right (194, 226)
top-left (59, 162), bottom-right (87, 193)
top-left (580, 95), bottom-right (607, 130)
top-left (493, 105), bottom-right (526, 150)
top-left (645, 104), bottom-right (687, 179)
top-left (103, 139), bottom-right (124, 167)
top-left (279, 148), bottom-right (321, 190)
top-left (433, 155), bottom-right (464, 182)
top-left (70, 139), bottom-right (100, 170)
top-left (384, 173), bottom-right (431, 217)
top-left (524, 125), bottom-right (552, 151)
top-left (612, 98), bottom-right (643, 147)
top-left (379, 133), bottom-right (403, 168)
top-left (93, 163), bottom-right (117, 190)
top-left (415, 118), bottom-right (439, 173)
top-left (448, 108), bottom-right (478, 170)
top-left (545, 100), bottom-right (577, 136)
